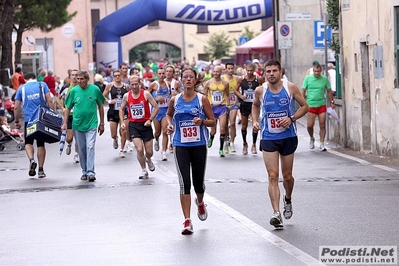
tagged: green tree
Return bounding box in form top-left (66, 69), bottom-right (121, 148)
top-left (204, 31), bottom-right (233, 60)
top-left (129, 43), bottom-right (159, 65)
top-left (326, 0), bottom-right (340, 55)
top-left (235, 25), bottom-right (259, 45)
top-left (0, 0), bottom-right (16, 86)
top-left (165, 44), bottom-right (181, 61)
top-left (13, 0), bottom-right (76, 67)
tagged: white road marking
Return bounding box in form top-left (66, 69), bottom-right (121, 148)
top-left (157, 162), bottom-right (325, 265)
top-left (206, 195), bottom-right (326, 266)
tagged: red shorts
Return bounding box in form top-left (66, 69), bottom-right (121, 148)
top-left (309, 105), bottom-right (326, 115)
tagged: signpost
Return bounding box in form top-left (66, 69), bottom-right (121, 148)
top-left (277, 21), bottom-right (292, 50)
top-left (73, 40), bottom-right (83, 69)
top-left (313, 20), bottom-right (332, 49)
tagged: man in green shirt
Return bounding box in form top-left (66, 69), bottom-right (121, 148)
top-left (62, 70), bottom-right (106, 182)
top-left (301, 63), bottom-right (335, 151)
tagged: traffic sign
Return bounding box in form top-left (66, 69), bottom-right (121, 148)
top-left (238, 36), bottom-right (249, 46)
top-left (313, 20), bottom-right (332, 49)
top-left (277, 21), bottom-right (292, 50)
top-left (73, 39), bottom-right (83, 54)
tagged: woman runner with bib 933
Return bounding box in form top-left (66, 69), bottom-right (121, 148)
top-left (166, 67), bottom-right (215, 235)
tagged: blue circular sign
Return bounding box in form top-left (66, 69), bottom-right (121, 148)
top-left (280, 24), bottom-right (290, 37)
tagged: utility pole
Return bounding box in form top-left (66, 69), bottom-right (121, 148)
top-left (273, 0), bottom-right (280, 61)
top-left (324, 13), bottom-right (330, 140)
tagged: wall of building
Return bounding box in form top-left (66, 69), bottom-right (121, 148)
top-left (341, 0), bottom-right (399, 156)
top-left (20, 0), bottom-right (93, 81)
top-left (278, 0), bottom-right (328, 86)
top-left (184, 19), bottom-right (266, 64)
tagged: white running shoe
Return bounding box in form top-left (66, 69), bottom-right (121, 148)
top-left (113, 137), bottom-right (118, 149)
top-left (154, 139), bottom-right (159, 151)
top-left (146, 158), bottom-right (155, 171)
top-left (73, 154), bottom-right (79, 163)
top-left (139, 169), bottom-right (149, 179)
top-left (283, 194), bottom-right (293, 220)
top-left (195, 198), bottom-right (208, 221)
top-left (161, 151), bottom-right (167, 161)
top-left (128, 141), bottom-right (134, 152)
top-left (223, 141), bottom-right (229, 154)
top-left (270, 211), bottom-right (284, 229)
top-left (181, 218), bottom-right (194, 235)
top-left (319, 143), bottom-right (327, 151)
top-left (309, 138), bottom-right (315, 149)
top-left (229, 142), bottom-right (236, 153)
top-left (119, 150), bottom-right (125, 158)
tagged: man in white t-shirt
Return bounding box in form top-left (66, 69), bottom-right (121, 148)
top-left (327, 63), bottom-right (336, 95)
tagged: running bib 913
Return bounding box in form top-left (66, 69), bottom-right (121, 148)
top-left (179, 120), bottom-right (200, 143)
top-left (130, 104), bottom-right (145, 119)
top-left (267, 110), bottom-right (288, 133)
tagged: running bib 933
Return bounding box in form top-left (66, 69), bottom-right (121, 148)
top-left (179, 120), bottom-right (200, 143)
top-left (267, 110), bottom-right (288, 133)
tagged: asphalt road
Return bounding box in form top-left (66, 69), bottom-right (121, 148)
top-left (1, 114), bottom-right (398, 265)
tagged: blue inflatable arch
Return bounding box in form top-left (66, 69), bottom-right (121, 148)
top-left (95, 0), bottom-right (273, 69)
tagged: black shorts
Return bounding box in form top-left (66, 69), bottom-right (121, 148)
top-left (240, 102), bottom-right (252, 117)
top-left (24, 122), bottom-right (45, 147)
top-left (67, 116), bottom-right (73, 129)
top-left (128, 122), bottom-right (154, 141)
top-left (107, 109), bottom-right (127, 122)
top-left (260, 136), bottom-right (298, 156)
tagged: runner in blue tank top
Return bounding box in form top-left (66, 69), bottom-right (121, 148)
top-left (148, 68), bottom-right (171, 161)
top-left (166, 67), bottom-right (215, 235)
top-left (252, 59), bottom-right (309, 229)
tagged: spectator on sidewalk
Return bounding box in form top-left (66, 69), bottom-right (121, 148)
top-left (43, 69), bottom-right (57, 96)
top-left (14, 72), bottom-right (55, 178)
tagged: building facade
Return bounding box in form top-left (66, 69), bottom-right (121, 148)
top-left (335, 0), bottom-right (399, 157)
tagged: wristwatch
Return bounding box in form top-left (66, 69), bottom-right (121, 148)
top-left (100, 123), bottom-right (105, 126)
top-left (290, 115), bottom-right (296, 122)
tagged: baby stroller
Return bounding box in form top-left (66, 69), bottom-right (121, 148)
top-left (0, 126), bottom-right (25, 151)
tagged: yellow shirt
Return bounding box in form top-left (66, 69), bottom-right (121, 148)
top-left (223, 75), bottom-right (238, 106)
top-left (208, 80), bottom-right (227, 106)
